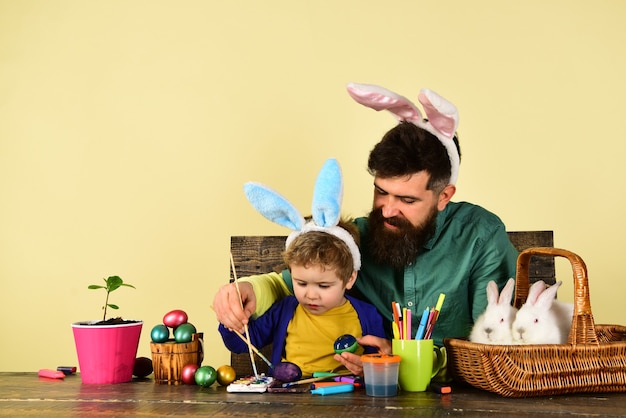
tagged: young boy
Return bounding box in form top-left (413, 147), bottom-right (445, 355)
top-left (218, 218), bottom-right (385, 377)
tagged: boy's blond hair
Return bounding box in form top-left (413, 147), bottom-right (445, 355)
top-left (282, 217), bottom-right (359, 284)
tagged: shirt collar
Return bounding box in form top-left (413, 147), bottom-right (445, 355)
top-left (423, 204), bottom-right (450, 250)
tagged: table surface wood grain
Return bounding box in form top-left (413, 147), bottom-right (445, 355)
top-left (1, 372), bottom-right (626, 417)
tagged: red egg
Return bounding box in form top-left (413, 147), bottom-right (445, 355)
top-left (163, 309), bottom-right (188, 328)
top-left (181, 363), bottom-right (200, 385)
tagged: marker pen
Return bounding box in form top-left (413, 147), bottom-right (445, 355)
top-left (310, 383), bottom-right (354, 395)
top-left (430, 382), bottom-right (452, 394)
top-left (57, 366), bottom-right (77, 375)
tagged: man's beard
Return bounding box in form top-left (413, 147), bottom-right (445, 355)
top-left (366, 205), bottom-right (438, 270)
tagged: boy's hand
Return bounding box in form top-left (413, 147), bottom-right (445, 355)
top-left (333, 335), bottom-right (392, 376)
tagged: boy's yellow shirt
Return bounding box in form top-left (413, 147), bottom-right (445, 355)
top-left (284, 300), bottom-right (364, 377)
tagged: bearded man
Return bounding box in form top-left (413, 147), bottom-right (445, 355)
top-left (212, 84), bottom-right (518, 376)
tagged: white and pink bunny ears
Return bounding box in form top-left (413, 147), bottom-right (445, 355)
top-left (346, 82), bottom-right (460, 185)
top-left (243, 158), bottom-right (361, 271)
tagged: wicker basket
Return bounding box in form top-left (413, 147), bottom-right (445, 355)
top-left (444, 247), bottom-right (626, 397)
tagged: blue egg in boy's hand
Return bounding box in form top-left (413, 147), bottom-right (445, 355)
top-left (334, 334), bottom-right (358, 354)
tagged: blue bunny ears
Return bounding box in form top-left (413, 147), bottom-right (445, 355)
top-left (243, 158), bottom-right (361, 271)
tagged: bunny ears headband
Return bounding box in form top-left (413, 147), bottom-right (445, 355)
top-left (346, 82), bottom-right (460, 185)
top-left (243, 158), bottom-right (361, 271)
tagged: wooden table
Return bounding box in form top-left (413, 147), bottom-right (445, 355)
top-left (1, 372), bottom-right (626, 417)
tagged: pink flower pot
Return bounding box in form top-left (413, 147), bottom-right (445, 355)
top-left (72, 320), bottom-right (143, 384)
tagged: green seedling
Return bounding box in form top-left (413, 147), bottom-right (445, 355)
top-left (88, 275), bottom-right (136, 321)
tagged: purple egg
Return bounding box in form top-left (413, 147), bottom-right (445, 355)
top-left (272, 361), bottom-right (302, 382)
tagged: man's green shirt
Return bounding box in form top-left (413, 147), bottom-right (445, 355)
top-left (247, 201), bottom-right (518, 346)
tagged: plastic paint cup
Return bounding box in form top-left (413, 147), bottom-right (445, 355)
top-left (361, 353), bottom-right (401, 397)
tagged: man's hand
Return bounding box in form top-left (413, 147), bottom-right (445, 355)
top-left (333, 335), bottom-right (392, 376)
top-left (212, 282), bottom-right (256, 333)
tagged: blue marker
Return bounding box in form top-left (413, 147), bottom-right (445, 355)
top-left (415, 307), bottom-right (430, 340)
top-left (310, 383), bottom-right (354, 395)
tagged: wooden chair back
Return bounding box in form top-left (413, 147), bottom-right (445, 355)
top-left (228, 230), bottom-right (554, 376)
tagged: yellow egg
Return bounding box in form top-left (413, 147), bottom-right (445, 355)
top-left (216, 365), bottom-right (237, 386)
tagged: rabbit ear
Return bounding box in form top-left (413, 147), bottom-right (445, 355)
top-left (526, 280), bottom-right (547, 305)
top-left (535, 281), bottom-right (562, 308)
top-left (486, 281), bottom-right (499, 305)
top-left (311, 158), bottom-right (343, 227)
top-left (417, 89), bottom-right (459, 139)
top-left (243, 182), bottom-right (305, 231)
top-left (346, 82), bottom-right (422, 122)
top-left (346, 82), bottom-right (460, 185)
top-left (499, 278), bottom-right (516, 305)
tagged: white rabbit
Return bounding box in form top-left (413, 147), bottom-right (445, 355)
top-left (469, 278), bottom-right (518, 344)
top-left (511, 280), bottom-right (574, 345)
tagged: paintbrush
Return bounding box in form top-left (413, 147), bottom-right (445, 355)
top-left (282, 371), bottom-right (353, 387)
top-left (210, 305), bottom-right (273, 369)
top-left (230, 252), bottom-right (259, 379)
top-left (231, 328), bottom-right (273, 368)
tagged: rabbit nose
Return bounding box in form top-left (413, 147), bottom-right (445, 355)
top-left (485, 328), bottom-right (492, 335)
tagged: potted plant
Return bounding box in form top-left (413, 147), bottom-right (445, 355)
top-left (71, 276), bottom-right (143, 384)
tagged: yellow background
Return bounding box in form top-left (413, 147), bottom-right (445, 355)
top-left (1, 1), bottom-right (625, 372)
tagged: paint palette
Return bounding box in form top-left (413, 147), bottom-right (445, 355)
top-left (226, 375), bottom-right (274, 393)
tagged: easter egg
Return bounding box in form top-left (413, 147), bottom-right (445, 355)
top-left (334, 334), bottom-right (358, 354)
top-left (181, 363), bottom-right (200, 385)
top-left (163, 309), bottom-right (189, 328)
top-left (272, 361), bottom-right (302, 383)
top-left (150, 324), bottom-right (170, 343)
top-left (195, 365), bottom-right (217, 387)
top-left (216, 365), bottom-right (237, 386)
top-left (173, 323), bottom-right (197, 343)
top-left (133, 357), bottom-right (153, 378)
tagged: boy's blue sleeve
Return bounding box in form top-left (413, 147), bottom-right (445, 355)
top-left (217, 296), bottom-right (292, 354)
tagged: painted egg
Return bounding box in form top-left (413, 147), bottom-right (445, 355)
top-left (150, 324), bottom-right (170, 343)
top-left (173, 322), bottom-right (197, 343)
top-left (163, 309), bottom-right (189, 328)
top-left (133, 357), bottom-right (153, 378)
top-left (181, 363), bottom-right (200, 385)
top-left (334, 334), bottom-right (358, 354)
top-left (272, 361), bottom-right (302, 383)
top-left (194, 365), bottom-right (217, 387)
top-left (216, 365), bottom-right (237, 386)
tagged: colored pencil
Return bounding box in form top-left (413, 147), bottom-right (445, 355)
top-left (424, 293), bottom-right (446, 339)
